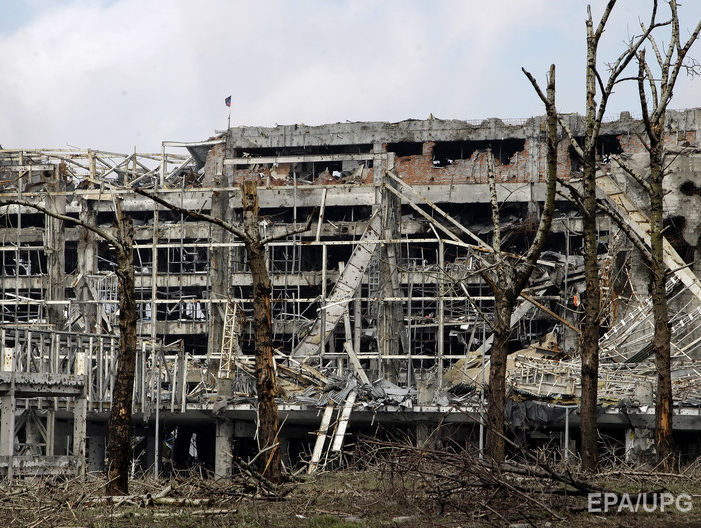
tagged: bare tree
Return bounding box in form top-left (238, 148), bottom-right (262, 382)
top-left (619, 0), bottom-right (701, 470)
top-left (481, 65), bottom-right (558, 462)
top-left (136, 179), bottom-right (314, 483)
top-left (554, 1), bottom-right (663, 471)
top-left (0, 197), bottom-right (136, 495)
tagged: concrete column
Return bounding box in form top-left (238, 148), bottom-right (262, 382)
top-left (46, 170), bottom-right (66, 328)
top-left (416, 421), bottom-right (435, 449)
top-left (24, 411), bottom-right (42, 455)
top-left (625, 427), bottom-right (655, 466)
top-left (46, 409), bottom-right (55, 456)
top-left (87, 434), bottom-right (106, 472)
top-left (0, 397), bottom-right (15, 458)
top-left (0, 348), bottom-right (15, 475)
top-left (376, 148), bottom-right (405, 383)
top-left (215, 418), bottom-right (234, 478)
top-left (416, 371), bottom-right (437, 406)
top-left (73, 352), bottom-right (87, 476)
top-left (77, 198), bottom-right (98, 332)
top-left (207, 144), bottom-right (230, 363)
top-left (279, 437), bottom-right (291, 468)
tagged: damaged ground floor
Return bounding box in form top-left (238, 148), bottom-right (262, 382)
top-left (0, 109), bottom-right (701, 476)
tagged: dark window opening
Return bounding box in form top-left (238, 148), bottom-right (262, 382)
top-left (155, 286), bottom-right (208, 322)
top-left (238, 144), bottom-right (373, 157)
top-left (134, 247), bottom-right (153, 274)
top-left (387, 142), bottom-right (423, 157)
top-left (0, 212), bottom-right (45, 229)
top-left (432, 138), bottom-right (525, 167)
top-left (597, 134), bottom-right (623, 163)
top-left (569, 145), bottom-right (583, 172)
top-left (97, 242), bottom-right (116, 272)
top-left (680, 180), bottom-right (701, 197)
top-left (569, 135), bottom-right (622, 171)
top-left (65, 242), bottom-right (78, 274)
top-left (156, 242), bottom-right (208, 274)
top-left (318, 160), bottom-right (343, 179)
top-left (664, 216), bottom-right (695, 264)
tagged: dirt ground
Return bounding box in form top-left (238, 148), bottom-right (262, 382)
top-left (0, 468), bottom-right (700, 528)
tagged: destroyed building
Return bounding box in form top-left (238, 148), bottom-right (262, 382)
top-left (0, 108), bottom-right (700, 476)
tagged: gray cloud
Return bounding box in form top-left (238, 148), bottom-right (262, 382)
top-left (1, 0), bottom-right (699, 152)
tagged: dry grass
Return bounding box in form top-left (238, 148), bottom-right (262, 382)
top-left (0, 453), bottom-right (699, 527)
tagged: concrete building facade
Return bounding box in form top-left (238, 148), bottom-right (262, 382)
top-left (0, 108), bottom-right (700, 475)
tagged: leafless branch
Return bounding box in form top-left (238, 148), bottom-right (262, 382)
top-left (0, 198), bottom-right (120, 248)
top-left (610, 154), bottom-right (651, 194)
top-left (596, 199), bottom-right (653, 263)
top-left (556, 178), bottom-right (585, 212)
top-left (260, 207), bottom-right (317, 244)
top-left (134, 187), bottom-right (249, 242)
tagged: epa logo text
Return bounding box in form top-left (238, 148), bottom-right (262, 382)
top-left (588, 492), bottom-right (693, 513)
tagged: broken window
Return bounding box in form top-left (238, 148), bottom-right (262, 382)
top-left (65, 242), bottom-right (78, 274)
top-left (432, 138), bottom-right (525, 167)
top-left (597, 134), bottom-right (623, 163)
top-left (387, 142), bottom-right (423, 157)
top-left (569, 144), bottom-right (583, 173)
top-left (164, 243), bottom-right (208, 274)
top-left (680, 180), bottom-right (701, 197)
top-left (238, 144), bottom-right (373, 158)
top-left (569, 135), bottom-right (622, 171)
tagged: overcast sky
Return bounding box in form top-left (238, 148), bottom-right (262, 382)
top-left (1, 0), bottom-right (700, 153)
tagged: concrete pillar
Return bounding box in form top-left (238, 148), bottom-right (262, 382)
top-left (215, 418), bottom-right (234, 478)
top-left (46, 170), bottom-right (66, 328)
top-left (625, 427), bottom-right (655, 466)
top-left (375, 147), bottom-right (404, 383)
top-left (0, 397), bottom-right (15, 458)
top-left (86, 434), bottom-right (106, 472)
top-left (46, 409), bottom-right (55, 456)
top-left (0, 348), bottom-right (15, 477)
top-left (416, 421), bottom-right (435, 449)
top-left (416, 372), bottom-right (437, 406)
top-left (73, 352), bottom-right (87, 476)
top-left (217, 377), bottom-right (234, 397)
top-left (634, 381), bottom-right (654, 406)
top-left (206, 144), bottom-right (229, 362)
top-left (77, 198), bottom-right (98, 332)
top-left (24, 411), bottom-right (43, 455)
top-left (279, 437), bottom-right (291, 468)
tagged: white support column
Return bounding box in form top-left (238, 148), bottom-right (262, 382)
top-left (0, 349), bottom-right (15, 477)
top-left (215, 418), bottom-right (234, 478)
top-left (73, 352), bottom-right (87, 477)
top-left (46, 409), bottom-right (55, 456)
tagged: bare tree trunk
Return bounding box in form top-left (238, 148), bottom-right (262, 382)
top-left (649, 136), bottom-right (674, 470)
top-left (580, 155), bottom-right (600, 472)
top-left (106, 212), bottom-right (136, 495)
top-left (0, 197), bottom-right (139, 494)
top-left (579, 12), bottom-right (602, 471)
top-left (133, 179), bottom-right (314, 484)
top-left (486, 292), bottom-right (514, 461)
top-left (242, 180), bottom-right (281, 483)
top-left (483, 64), bottom-right (559, 463)
top-left (632, 0), bottom-right (701, 470)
